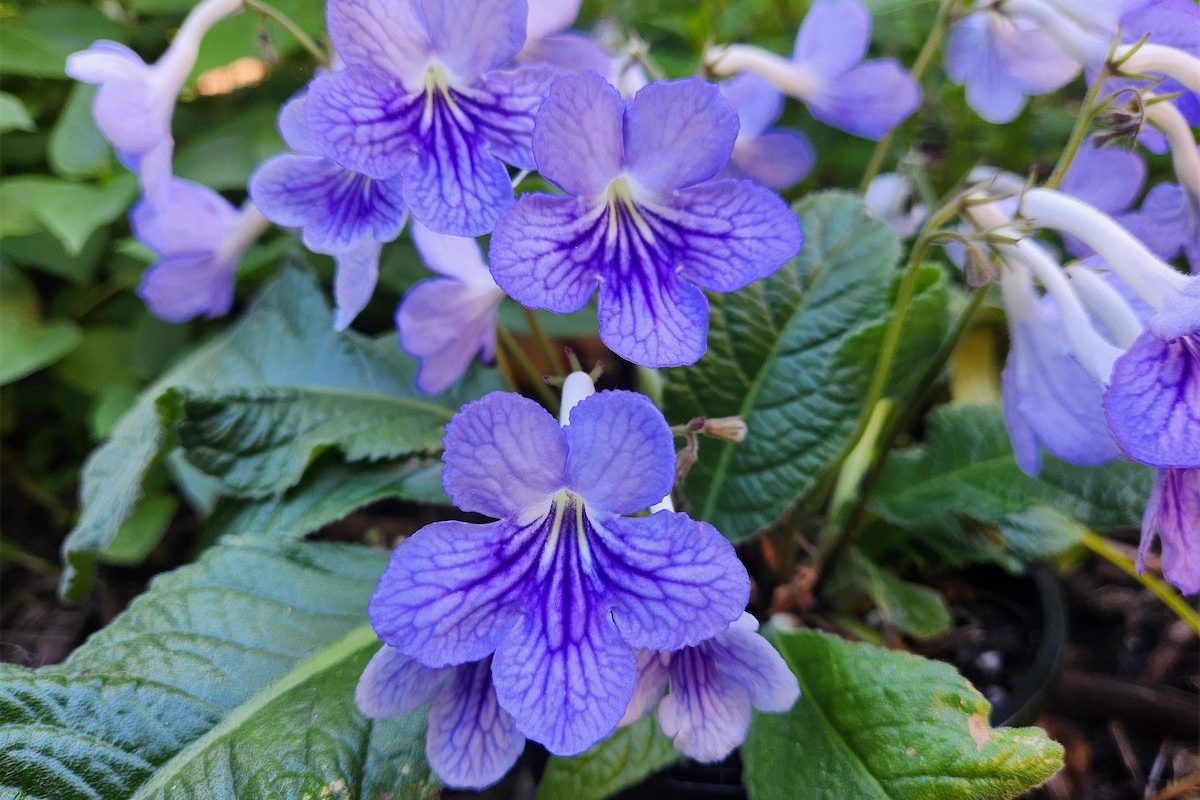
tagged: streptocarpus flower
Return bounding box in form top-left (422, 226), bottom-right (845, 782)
top-left (1139, 468), bottom-right (1200, 595)
top-left (397, 223), bottom-right (505, 394)
top-left (706, 0), bottom-right (920, 139)
top-left (357, 646), bottom-right (524, 788)
top-left (305, 0), bottom-right (557, 236)
top-left (250, 93), bottom-right (408, 329)
top-left (619, 613), bottom-right (799, 762)
top-left (131, 177), bottom-right (267, 322)
top-left (489, 72), bottom-right (802, 367)
top-left (718, 73), bottom-right (814, 190)
top-left (66, 0), bottom-right (242, 197)
top-left (367, 380), bottom-right (749, 755)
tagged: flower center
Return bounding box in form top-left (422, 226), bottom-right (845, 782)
top-left (537, 489), bottom-right (594, 579)
top-left (604, 176), bottom-right (654, 243)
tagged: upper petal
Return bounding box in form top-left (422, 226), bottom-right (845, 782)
top-left (945, 15), bottom-right (1030, 124)
top-left (657, 646), bottom-right (753, 763)
top-left (355, 644), bottom-right (452, 718)
top-left (594, 510), bottom-right (749, 652)
top-left (729, 129), bottom-right (815, 190)
top-left (327, 0), bottom-right (431, 84)
top-left (708, 616), bottom-right (799, 712)
top-left (563, 390), bottom-right (675, 514)
top-left (425, 658), bottom-right (526, 789)
top-left (792, 0), bottom-right (870, 78)
top-left (806, 59), bottom-right (920, 140)
top-left (442, 392), bottom-right (567, 517)
top-left (624, 78), bottom-right (739, 192)
top-left (720, 72), bottom-right (783, 140)
top-left (132, 178), bottom-right (240, 255)
top-left (277, 93), bottom-right (320, 155)
top-left (66, 40), bottom-right (147, 83)
top-left (1104, 330), bottom-right (1200, 468)
top-left (367, 519), bottom-right (540, 666)
top-left (533, 71), bottom-right (626, 196)
top-left (411, 222), bottom-right (493, 284)
top-left (307, 65), bottom-right (420, 180)
top-left (470, 63), bottom-right (558, 172)
top-left (422, 0), bottom-right (528, 82)
top-left (526, 0), bottom-right (582, 41)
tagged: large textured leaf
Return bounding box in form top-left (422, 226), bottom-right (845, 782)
top-left (538, 714), bottom-right (678, 800)
top-left (742, 630), bottom-right (1062, 800)
top-left (61, 269), bottom-right (499, 600)
top-left (664, 191), bottom-right (948, 541)
top-left (0, 535), bottom-right (436, 800)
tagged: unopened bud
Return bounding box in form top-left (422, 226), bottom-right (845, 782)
top-left (964, 241), bottom-right (1000, 288)
top-left (1094, 92), bottom-right (1146, 149)
top-left (701, 416), bottom-right (748, 443)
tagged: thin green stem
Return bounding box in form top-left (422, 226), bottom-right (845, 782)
top-left (859, 0), bottom-right (956, 194)
top-left (497, 326), bottom-right (560, 414)
top-left (1044, 65), bottom-right (1112, 189)
top-left (1082, 530), bottom-right (1200, 634)
top-left (522, 307), bottom-right (564, 378)
top-left (243, 0), bottom-right (329, 65)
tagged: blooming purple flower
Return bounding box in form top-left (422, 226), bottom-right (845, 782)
top-left (718, 73), bottom-right (814, 190)
top-left (357, 646), bottom-right (524, 788)
top-left (489, 73), bottom-right (802, 367)
top-left (1139, 468), bottom-right (1200, 595)
top-left (708, 0), bottom-right (920, 139)
top-left (397, 223), bottom-right (505, 394)
top-left (66, 0), bottom-right (242, 197)
top-left (367, 386), bottom-right (748, 755)
top-left (305, 0), bottom-right (557, 236)
top-left (131, 177), bottom-right (266, 322)
top-left (944, 8), bottom-right (1080, 124)
top-left (619, 613), bottom-right (799, 762)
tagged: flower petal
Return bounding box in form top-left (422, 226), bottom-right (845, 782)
top-left (625, 78), bottom-right (739, 192)
top-left (520, 31), bottom-right (611, 77)
top-left (442, 392), bottom-right (567, 517)
top-left (396, 278), bottom-right (501, 394)
top-left (307, 65), bottom-right (420, 180)
top-left (597, 260), bottom-right (710, 368)
top-left (333, 239), bottom-right (383, 331)
top-left (411, 222), bottom-right (493, 283)
top-left (595, 510), bottom-right (749, 651)
top-left (326, 0), bottom-right (431, 84)
top-left (526, 0), bottom-right (582, 41)
top-left (426, 658), bottom-right (526, 790)
top-left (422, 0), bottom-right (528, 82)
top-left (563, 390), bottom-right (675, 514)
top-left (1140, 468), bottom-right (1200, 595)
top-left (470, 63), bottom-right (558, 171)
top-left (138, 253), bottom-right (236, 323)
top-left (1122, 183), bottom-right (1193, 264)
top-left (708, 616), bottom-right (799, 712)
top-left (657, 647), bottom-right (752, 763)
top-left (729, 129), bottom-right (814, 190)
top-left (945, 15), bottom-right (1029, 124)
top-left (368, 519), bottom-right (540, 666)
top-left (619, 650), bottom-right (671, 726)
top-left (792, 0), bottom-right (870, 78)
top-left (533, 71), bottom-right (626, 196)
top-left (355, 644), bottom-right (452, 718)
top-left (489, 194), bottom-right (604, 312)
top-left (277, 93), bottom-right (320, 155)
top-left (806, 59), bottom-right (920, 139)
top-left (1104, 330), bottom-right (1200, 468)
top-left (131, 178), bottom-right (239, 255)
top-left (721, 72), bottom-right (783, 140)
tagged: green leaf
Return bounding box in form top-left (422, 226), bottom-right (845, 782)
top-left (60, 269), bottom-right (500, 600)
top-left (210, 459), bottom-right (445, 540)
top-left (993, 507), bottom-right (1087, 569)
top-left (174, 105), bottom-right (285, 191)
top-left (0, 3), bottom-right (126, 77)
top-left (0, 266), bottom-right (82, 385)
top-left (538, 714), bottom-right (678, 800)
top-left (0, 175), bottom-right (137, 255)
top-left (663, 191), bottom-right (948, 542)
top-left (0, 535), bottom-right (437, 800)
top-left (0, 91), bottom-right (36, 133)
top-left (49, 83), bottom-right (112, 179)
top-left (99, 492), bottom-right (178, 565)
top-left (742, 629), bottom-right (1063, 800)
top-left (827, 549), bottom-right (953, 640)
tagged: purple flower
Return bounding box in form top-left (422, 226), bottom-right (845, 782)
top-left (1139, 468), bottom-right (1200, 595)
top-left (708, 0), bottom-right (920, 139)
top-left (1123, 182), bottom-right (1200, 272)
top-left (305, 0), bottom-right (557, 236)
top-left (131, 178), bottom-right (267, 322)
top-left (718, 73), bottom-right (814, 190)
top-left (1059, 140), bottom-right (1147, 258)
top-left (66, 0), bottom-right (242, 197)
top-left (489, 73), bottom-right (802, 367)
top-left (397, 223), bottom-right (505, 394)
top-left (945, 8), bottom-right (1080, 124)
top-left (619, 613), bottom-right (798, 762)
top-left (250, 94), bottom-right (408, 329)
top-left (367, 387), bottom-right (749, 755)
top-left (357, 646), bottom-right (524, 788)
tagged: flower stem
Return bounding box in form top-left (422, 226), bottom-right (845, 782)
top-left (859, 0), bottom-right (956, 194)
top-left (243, 0), bottom-right (329, 65)
top-left (1044, 64), bottom-right (1111, 189)
top-left (522, 307), bottom-right (564, 378)
top-left (497, 325), bottom-right (560, 414)
top-left (1081, 530), bottom-right (1200, 635)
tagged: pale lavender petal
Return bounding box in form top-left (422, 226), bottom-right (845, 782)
top-left (411, 222), bottom-right (492, 283)
top-left (792, 0), bottom-right (870, 79)
top-left (526, 0), bottom-right (582, 40)
top-left (138, 252), bottom-right (236, 323)
top-left (368, 519), bottom-right (540, 666)
top-left (708, 615), bottom-right (799, 712)
top-left (66, 40), bottom-right (145, 83)
top-left (520, 32), bottom-right (611, 76)
top-left (657, 646), bottom-right (752, 763)
top-left (658, 179), bottom-right (803, 293)
top-left (441, 392), bottom-right (567, 518)
top-left (307, 65), bottom-right (420, 180)
top-left (563, 390), bottom-right (675, 514)
top-left (1061, 140), bottom-right (1146, 216)
top-left (619, 651), bottom-right (670, 726)
top-left (728, 129), bottom-right (814, 190)
top-left (625, 78), bottom-right (739, 192)
top-left (489, 194), bottom-right (602, 312)
top-left (355, 645), bottom-right (452, 718)
top-left (1117, 0), bottom-right (1200, 120)
top-left (595, 510), bottom-right (749, 651)
top-left (597, 264), bottom-right (710, 368)
top-left (333, 239), bottom-right (383, 330)
top-left (472, 63), bottom-right (558, 171)
top-left (277, 94), bottom-right (319, 155)
top-left (991, 14), bottom-right (1080, 94)
top-left (67, 41), bottom-right (166, 157)
top-left (806, 59), bottom-right (920, 139)
top-left (491, 537), bottom-right (637, 755)
top-left (1139, 468), bottom-right (1200, 595)
top-left (396, 278), bottom-right (502, 394)
top-left (326, 0), bottom-right (430, 83)
top-left (1122, 183), bottom-right (1190, 262)
top-left (132, 178), bottom-right (240, 255)
top-left (426, 658), bottom-right (525, 790)
top-left (945, 15), bottom-right (1030, 124)
top-left (422, 0), bottom-right (528, 82)
top-left (721, 72), bottom-right (783, 140)
top-left (1104, 330), bottom-right (1200, 468)
top-left (533, 71), bottom-right (625, 196)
